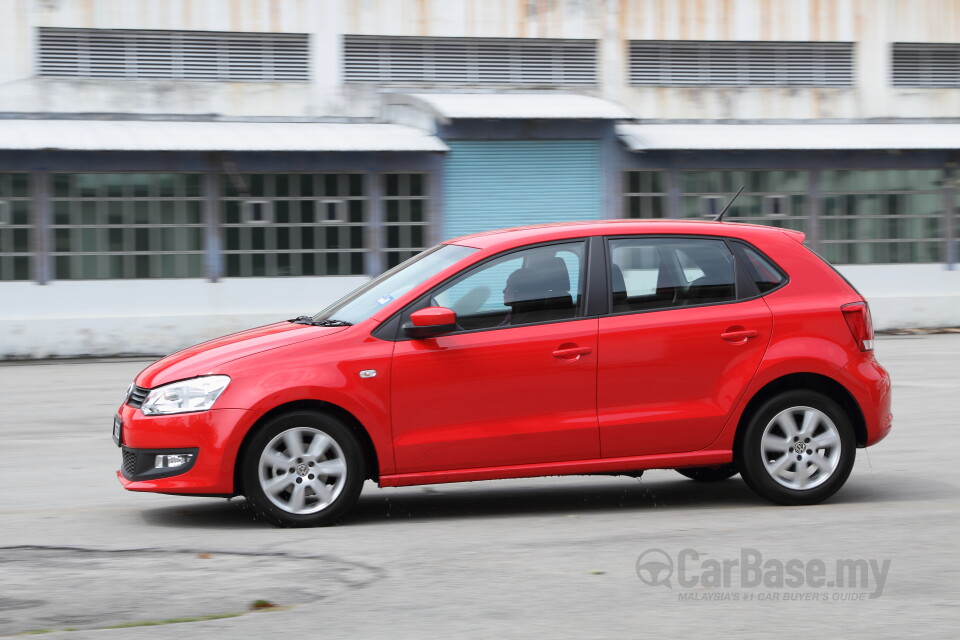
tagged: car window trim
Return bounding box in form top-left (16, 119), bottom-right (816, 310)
top-left (378, 237), bottom-right (595, 342)
top-left (599, 233), bottom-right (776, 319)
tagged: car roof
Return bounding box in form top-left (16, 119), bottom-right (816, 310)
top-left (445, 219), bottom-right (805, 251)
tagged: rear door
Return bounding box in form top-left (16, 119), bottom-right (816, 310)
top-left (598, 236), bottom-right (773, 457)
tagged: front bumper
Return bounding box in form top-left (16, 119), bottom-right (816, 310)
top-left (115, 404), bottom-right (261, 495)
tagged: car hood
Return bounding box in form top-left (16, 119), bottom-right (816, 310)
top-left (136, 322), bottom-right (350, 388)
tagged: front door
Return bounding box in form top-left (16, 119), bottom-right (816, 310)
top-left (390, 241), bottom-right (600, 473)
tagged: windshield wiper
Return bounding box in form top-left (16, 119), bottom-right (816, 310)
top-left (314, 318), bottom-right (353, 327)
top-left (289, 316), bottom-right (352, 327)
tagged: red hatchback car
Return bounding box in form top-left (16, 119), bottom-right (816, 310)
top-left (115, 220), bottom-right (892, 527)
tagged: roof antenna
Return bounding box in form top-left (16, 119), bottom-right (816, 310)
top-left (713, 185), bottom-right (745, 222)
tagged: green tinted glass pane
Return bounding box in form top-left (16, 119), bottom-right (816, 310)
top-left (157, 174), bottom-right (176, 197)
top-left (275, 175), bottom-right (290, 198)
top-left (54, 228), bottom-right (71, 252)
top-left (105, 174), bottom-right (125, 198)
top-left (53, 174), bottom-right (71, 197)
top-left (80, 202), bottom-right (97, 225)
top-left (224, 201), bottom-right (240, 225)
top-left (324, 174), bottom-right (338, 198)
top-left (130, 174), bottom-right (151, 197)
top-left (351, 252), bottom-right (364, 274)
top-left (385, 174), bottom-right (400, 197)
top-left (409, 173), bottom-right (424, 196)
top-left (222, 175), bottom-right (239, 197)
top-left (159, 201), bottom-right (176, 224)
top-left (12, 228), bottom-right (29, 252)
top-left (77, 174), bottom-right (99, 197)
top-left (251, 227), bottom-right (265, 251)
top-left (252, 253), bottom-right (265, 276)
top-left (350, 226), bottom-right (363, 248)
top-left (349, 199), bottom-right (363, 223)
top-left (275, 200), bottom-right (289, 224)
top-left (349, 174), bottom-right (364, 196)
top-left (301, 252), bottom-right (315, 275)
top-left (409, 199), bottom-right (423, 222)
top-left (386, 200), bottom-right (399, 223)
top-left (12, 201), bottom-right (30, 226)
top-left (626, 171), bottom-right (640, 193)
top-left (10, 173), bottom-right (29, 197)
top-left (300, 175), bottom-right (314, 198)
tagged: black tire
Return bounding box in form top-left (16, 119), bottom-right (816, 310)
top-left (676, 463), bottom-right (738, 482)
top-left (241, 410), bottom-right (366, 527)
top-left (737, 390), bottom-right (856, 506)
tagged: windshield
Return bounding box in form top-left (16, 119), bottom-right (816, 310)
top-left (312, 244), bottom-right (478, 325)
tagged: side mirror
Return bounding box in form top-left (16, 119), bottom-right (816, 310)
top-left (403, 306), bottom-right (457, 339)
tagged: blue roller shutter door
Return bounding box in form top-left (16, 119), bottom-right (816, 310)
top-left (443, 140), bottom-right (602, 239)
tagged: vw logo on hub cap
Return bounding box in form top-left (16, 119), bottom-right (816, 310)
top-left (296, 463), bottom-right (309, 476)
top-left (795, 442), bottom-right (807, 454)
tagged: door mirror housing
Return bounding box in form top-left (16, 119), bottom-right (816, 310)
top-left (403, 306), bottom-right (457, 339)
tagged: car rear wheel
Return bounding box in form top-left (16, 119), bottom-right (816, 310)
top-left (738, 390), bottom-right (855, 505)
top-left (676, 464), bottom-right (738, 482)
top-left (242, 411), bottom-right (366, 527)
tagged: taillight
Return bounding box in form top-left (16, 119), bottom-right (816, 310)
top-left (841, 302), bottom-right (874, 351)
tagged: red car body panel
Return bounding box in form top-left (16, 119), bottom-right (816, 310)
top-left (116, 219), bottom-right (892, 498)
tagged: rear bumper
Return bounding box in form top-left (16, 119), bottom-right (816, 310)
top-left (838, 351), bottom-right (892, 447)
top-left (115, 404), bottom-right (261, 495)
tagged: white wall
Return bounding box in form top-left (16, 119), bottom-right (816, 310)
top-left (0, 265), bottom-right (956, 359)
top-left (3, 0), bottom-right (960, 121)
top-left (0, 276), bottom-right (367, 359)
top-left (836, 264), bottom-right (960, 330)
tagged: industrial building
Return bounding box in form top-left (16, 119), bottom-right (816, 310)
top-left (0, 0), bottom-right (957, 357)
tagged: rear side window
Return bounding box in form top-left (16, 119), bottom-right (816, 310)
top-left (738, 244), bottom-right (786, 293)
top-left (608, 237), bottom-right (737, 313)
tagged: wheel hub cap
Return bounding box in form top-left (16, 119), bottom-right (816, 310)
top-left (760, 405), bottom-right (842, 491)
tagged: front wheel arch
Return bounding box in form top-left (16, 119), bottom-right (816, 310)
top-left (233, 399), bottom-right (380, 496)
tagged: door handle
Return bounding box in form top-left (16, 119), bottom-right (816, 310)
top-left (552, 345), bottom-right (592, 359)
top-left (720, 329), bottom-right (759, 342)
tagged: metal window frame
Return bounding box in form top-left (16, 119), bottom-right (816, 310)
top-left (220, 172), bottom-right (369, 278)
top-left (382, 172), bottom-right (430, 269)
top-left (47, 172), bottom-right (207, 280)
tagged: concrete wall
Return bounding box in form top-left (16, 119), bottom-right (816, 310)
top-left (0, 264), bottom-right (955, 359)
top-left (3, 0), bottom-right (960, 121)
top-left (0, 276), bottom-right (367, 359)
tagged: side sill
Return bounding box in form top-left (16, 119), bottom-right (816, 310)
top-left (379, 450), bottom-right (733, 488)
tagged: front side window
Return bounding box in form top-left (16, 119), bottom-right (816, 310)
top-left (431, 242), bottom-right (586, 331)
top-left (608, 237), bottom-right (736, 313)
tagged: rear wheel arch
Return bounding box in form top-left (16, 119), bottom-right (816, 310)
top-left (233, 400), bottom-right (380, 496)
top-left (734, 373), bottom-right (867, 459)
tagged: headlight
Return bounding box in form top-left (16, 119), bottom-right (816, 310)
top-left (141, 375), bottom-right (231, 416)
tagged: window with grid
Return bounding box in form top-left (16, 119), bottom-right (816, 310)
top-left (50, 173), bottom-right (204, 279)
top-left (628, 41), bottom-right (854, 87)
top-left (37, 28), bottom-right (309, 81)
top-left (0, 174), bottom-right (33, 281)
top-left (892, 43), bottom-right (960, 87)
top-left (679, 171), bottom-right (809, 233)
top-left (819, 170), bottom-right (944, 264)
top-left (383, 173), bottom-right (429, 269)
top-left (222, 174), bottom-right (366, 277)
top-left (343, 36), bottom-right (597, 85)
top-left (623, 171), bottom-right (667, 218)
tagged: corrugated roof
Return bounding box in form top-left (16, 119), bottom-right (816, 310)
top-left (389, 93), bottom-right (633, 121)
top-left (617, 123), bottom-right (960, 151)
top-left (0, 120), bottom-right (449, 152)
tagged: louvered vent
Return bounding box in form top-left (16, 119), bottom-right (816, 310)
top-left (893, 43), bottom-right (960, 87)
top-left (343, 36), bottom-right (597, 85)
top-left (37, 28), bottom-right (309, 81)
top-left (628, 41), bottom-right (854, 87)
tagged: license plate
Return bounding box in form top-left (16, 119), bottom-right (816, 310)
top-left (112, 415), bottom-right (122, 447)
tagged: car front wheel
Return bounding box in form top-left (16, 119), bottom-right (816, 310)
top-left (242, 411), bottom-right (366, 527)
top-left (738, 391), bottom-right (856, 505)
